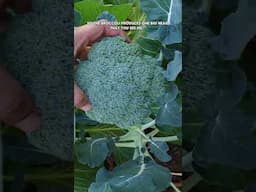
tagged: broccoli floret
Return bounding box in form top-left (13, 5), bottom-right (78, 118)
top-left (75, 37), bottom-right (166, 128)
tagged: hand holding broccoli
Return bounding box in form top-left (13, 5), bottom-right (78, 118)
top-left (74, 22), bottom-right (130, 112)
top-left (0, 0), bottom-right (40, 133)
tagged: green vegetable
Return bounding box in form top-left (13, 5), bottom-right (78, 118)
top-left (75, 36), bottom-right (166, 128)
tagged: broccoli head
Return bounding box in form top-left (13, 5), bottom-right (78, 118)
top-left (75, 37), bottom-right (166, 128)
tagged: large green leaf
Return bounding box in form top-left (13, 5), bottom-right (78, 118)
top-left (148, 140), bottom-right (171, 162)
top-left (103, 0), bottom-right (134, 4)
top-left (136, 36), bottom-right (162, 56)
top-left (156, 83), bottom-right (182, 130)
top-left (75, 161), bottom-right (98, 192)
top-left (140, 0), bottom-right (182, 45)
top-left (140, 0), bottom-right (170, 21)
top-left (74, 0), bottom-right (132, 24)
top-left (163, 50), bottom-right (182, 81)
top-left (74, 9), bottom-right (82, 26)
top-left (75, 137), bottom-right (115, 168)
top-left (89, 159), bottom-right (171, 192)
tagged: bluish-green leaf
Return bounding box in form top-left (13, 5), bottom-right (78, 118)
top-left (136, 36), bottom-right (162, 56)
top-left (140, 0), bottom-right (170, 21)
top-left (89, 159), bottom-right (171, 192)
top-left (140, 0), bottom-right (182, 45)
top-left (156, 82), bottom-right (181, 130)
top-left (156, 99), bottom-right (182, 129)
top-left (148, 141), bottom-right (172, 162)
top-left (97, 11), bottom-right (117, 21)
top-left (159, 24), bottom-right (182, 44)
top-left (163, 50), bottom-right (182, 81)
top-left (75, 10), bottom-right (82, 26)
top-left (168, 0), bottom-right (182, 25)
top-left (158, 82), bottom-right (178, 105)
top-left (75, 137), bottom-right (114, 168)
top-left (75, 0), bottom-right (132, 24)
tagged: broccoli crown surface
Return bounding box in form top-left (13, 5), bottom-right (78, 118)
top-left (75, 37), bottom-right (166, 128)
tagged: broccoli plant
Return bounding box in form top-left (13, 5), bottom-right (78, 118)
top-left (74, 0), bottom-right (182, 191)
top-left (75, 37), bottom-right (167, 128)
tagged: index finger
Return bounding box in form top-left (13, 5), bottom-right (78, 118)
top-left (74, 22), bottom-right (130, 59)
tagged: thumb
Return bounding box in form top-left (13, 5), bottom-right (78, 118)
top-left (0, 65), bottom-right (40, 133)
top-left (74, 83), bottom-right (91, 112)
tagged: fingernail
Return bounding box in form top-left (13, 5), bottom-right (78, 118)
top-left (15, 111), bottom-right (41, 133)
top-left (81, 104), bottom-right (92, 112)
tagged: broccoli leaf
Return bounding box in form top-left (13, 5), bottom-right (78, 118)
top-left (75, 0), bottom-right (132, 24)
top-left (136, 37), bottom-right (162, 57)
top-left (168, 0), bottom-right (182, 25)
top-left (156, 99), bottom-right (181, 129)
top-left (74, 10), bottom-right (82, 26)
top-left (89, 159), bottom-right (171, 192)
top-left (211, 0), bottom-right (256, 60)
top-left (97, 11), bottom-right (117, 21)
top-left (103, 0), bottom-right (134, 4)
top-left (156, 82), bottom-right (181, 130)
top-left (148, 141), bottom-right (172, 162)
top-left (140, 0), bottom-right (182, 45)
top-left (158, 24), bottom-right (182, 45)
top-left (75, 137), bottom-right (114, 168)
top-left (75, 111), bottom-right (99, 125)
top-left (163, 50), bottom-right (182, 81)
top-left (159, 82), bottom-right (179, 104)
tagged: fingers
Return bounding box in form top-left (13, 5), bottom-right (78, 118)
top-left (74, 83), bottom-right (91, 112)
top-left (74, 22), bottom-right (130, 59)
top-left (103, 25), bottom-right (131, 43)
top-left (0, 65), bottom-right (40, 133)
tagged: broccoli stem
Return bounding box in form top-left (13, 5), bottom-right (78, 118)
top-left (170, 182), bottom-right (181, 192)
top-left (141, 119), bottom-right (156, 130)
top-left (115, 142), bottom-right (136, 148)
top-left (153, 136), bottom-right (179, 142)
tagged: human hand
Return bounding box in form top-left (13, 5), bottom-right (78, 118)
top-left (0, 65), bottom-right (40, 133)
top-left (0, 0), bottom-right (39, 133)
top-left (74, 22), bottom-right (130, 111)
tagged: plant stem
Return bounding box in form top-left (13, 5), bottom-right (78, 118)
top-left (115, 142), bottom-right (136, 148)
top-left (172, 172), bottom-right (182, 177)
top-left (136, 129), bottom-right (151, 142)
top-left (84, 127), bottom-right (123, 132)
top-left (167, 0), bottom-right (173, 24)
top-left (153, 136), bottom-right (179, 142)
top-left (141, 119), bottom-right (156, 130)
top-left (170, 182), bottom-right (181, 192)
top-left (146, 128), bottom-right (159, 137)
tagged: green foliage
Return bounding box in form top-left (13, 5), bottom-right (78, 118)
top-left (74, 0), bottom-right (182, 191)
top-left (75, 36), bottom-right (166, 128)
top-left (74, 0), bottom-right (132, 24)
top-left (74, 9), bottom-right (82, 26)
top-left (163, 50), bottom-right (182, 81)
top-left (155, 82), bottom-right (181, 131)
top-left (75, 137), bottom-right (115, 168)
top-left (75, 161), bottom-right (98, 192)
top-left (148, 141), bottom-right (172, 162)
top-left (89, 158), bottom-right (171, 192)
top-left (139, 0), bottom-right (182, 45)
